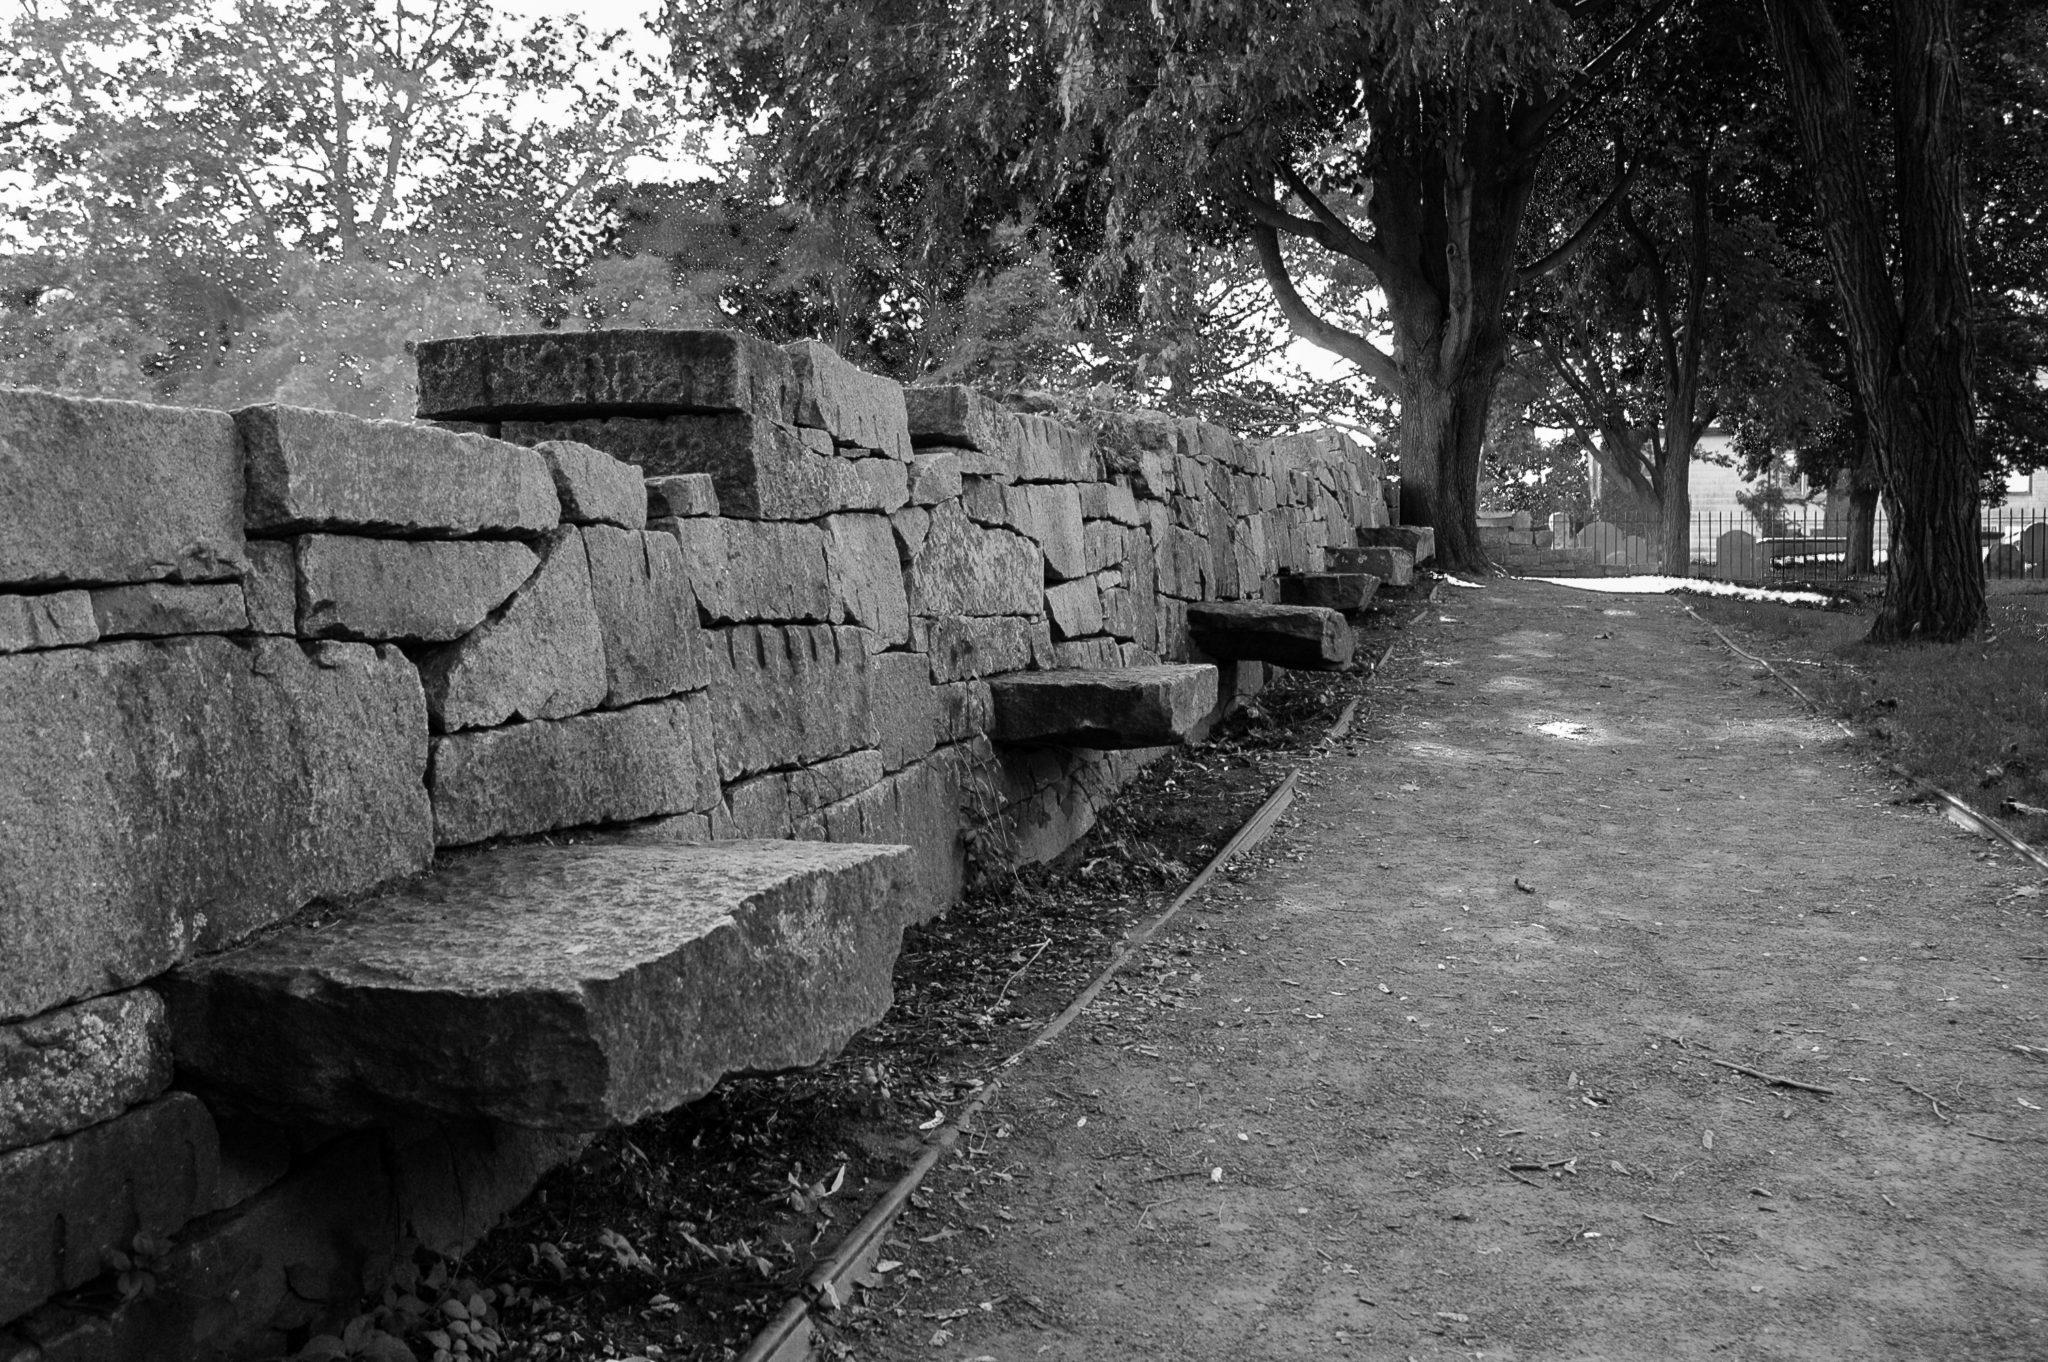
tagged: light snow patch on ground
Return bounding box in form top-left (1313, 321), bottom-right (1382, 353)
top-left (1529, 575), bottom-right (1836, 606)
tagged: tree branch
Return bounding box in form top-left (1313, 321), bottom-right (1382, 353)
top-left (1233, 184), bottom-right (1380, 271)
top-left (1515, 154), bottom-right (1637, 283)
top-left (1247, 222), bottom-right (1401, 389)
top-left (1513, 0), bottom-right (1685, 148)
top-left (1271, 159), bottom-right (1387, 273)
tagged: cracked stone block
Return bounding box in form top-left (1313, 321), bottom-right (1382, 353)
top-left (784, 340), bottom-right (911, 459)
top-left (912, 615), bottom-right (1036, 684)
top-left (1045, 579), bottom-right (1104, 640)
top-left (1, 389), bottom-right (245, 589)
top-left (240, 541), bottom-right (297, 634)
top-left (987, 664), bottom-right (1216, 749)
top-left (1188, 601), bottom-right (1354, 670)
top-left (296, 536), bottom-right (539, 643)
top-left (0, 1093), bottom-right (223, 1324)
top-left (0, 991), bottom-right (171, 1155)
top-left (164, 840), bottom-right (916, 1131)
top-left (428, 691), bottom-right (721, 846)
top-left (415, 329), bottom-right (798, 423)
top-left (0, 637), bottom-right (432, 1020)
top-left (1080, 479), bottom-right (1142, 525)
top-left (823, 514), bottom-right (910, 648)
top-left (907, 450), bottom-right (963, 505)
top-left (1006, 483), bottom-right (1086, 581)
top-left (1327, 544), bottom-right (1415, 587)
top-left (905, 502), bottom-right (1043, 619)
top-left (1356, 525), bottom-right (1435, 563)
top-left (418, 527), bottom-right (606, 731)
top-left (1011, 412), bottom-right (1101, 483)
top-left (1280, 572), bottom-right (1381, 613)
top-left (787, 750), bottom-right (886, 818)
top-left (536, 440), bottom-right (646, 529)
top-left (583, 526), bottom-right (707, 707)
top-left (0, 591), bottom-right (97, 653)
top-left (237, 404), bottom-right (557, 538)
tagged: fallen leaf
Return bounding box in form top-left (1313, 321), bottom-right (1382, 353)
top-left (918, 1111), bottom-right (945, 1131)
top-left (1702, 1130), bottom-right (1715, 1150)
top-left (1436, 1311), bottom-right (1470, 1323)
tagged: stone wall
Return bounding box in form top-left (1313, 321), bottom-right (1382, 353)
top-left (0, 331), bottom-right (1386, 1360)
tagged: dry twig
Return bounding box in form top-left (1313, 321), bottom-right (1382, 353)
top-left (1892, 1078), bottom-right (1951, 1123)
top-left (1710, 1058), bottom-right (1838, 1096)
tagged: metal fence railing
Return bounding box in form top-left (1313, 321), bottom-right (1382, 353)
top-left (1506, 508), bottom-right (2048, 581)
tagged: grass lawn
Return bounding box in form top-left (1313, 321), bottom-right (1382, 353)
top-left (1688, 580), bottom-right (2048, 851)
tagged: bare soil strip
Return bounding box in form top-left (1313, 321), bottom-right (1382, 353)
top-left (842, 577), bottom-right (2048, 1362)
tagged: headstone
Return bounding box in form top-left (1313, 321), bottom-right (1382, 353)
top-left (1548, 512), bottom-right (1570, 545)
top-left (2015, 522), bottom-right (2048, 567)
top-left (1984, 542), bottom-right (2029, 579)
top-left (1716, 529), bottom-right (1762, 582)
top-left (1574, 521), bottom-right (1624, 561)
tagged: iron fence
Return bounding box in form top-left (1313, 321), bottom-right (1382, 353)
top-left (1507, 508), bottom-right (2048, 582)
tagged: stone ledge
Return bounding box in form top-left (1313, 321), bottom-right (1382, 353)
top-left (1356, 525), bottom-right (1435, 564)
top-left (1279, 572), bottom-right (1381, 614)
top-left (1187, 601), bottom-right (1354, 670)
top-left (1327, 544), bottom-right (1416, 587)
top-left (164, 840), bottom-right (916, 1131)
top-left (987, 665), bottom-right (1216, 749)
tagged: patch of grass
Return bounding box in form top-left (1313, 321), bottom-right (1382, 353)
top-left (1689, 585), bottom-right (2048, 849)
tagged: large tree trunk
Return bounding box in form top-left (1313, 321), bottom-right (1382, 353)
top-left (1658, 426), bottom-right (1695, 577)
top-left (1394, 334), bottom-right (1505, 571)
top-left (1763, 0), bottom-right (1983, 641)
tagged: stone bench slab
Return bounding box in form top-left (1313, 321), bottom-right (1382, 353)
top-left (1279, 572), bottom-right (1381, 613)
top-left (1327, 544), bottom-right (1415, 587)
top-left (1187, 601), bottom-right (1354, 670)
top-left (164, 840), bottom-right (914, 1132)
top-left (988, 664), bottom-right (1216, 749)
top-left (1356, 525), bottom-right (1435, 564)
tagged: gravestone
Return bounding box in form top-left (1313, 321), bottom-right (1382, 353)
top-left (1716, 529), bottom-right (1762, 582)
top-left (2016, 522), bottom-right (2048, 568)
top-left (1574, 521), bottom-right (1624, 561)
top-left (1984, 542), bottom-right (2029, 579)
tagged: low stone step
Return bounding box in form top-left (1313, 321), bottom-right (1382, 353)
top-left (164, 840), bottom-right (915, 1131)
top-left (1187, 602), bottom-right (1354, 670)
top-left (988, 664), bottom-right (1216, 749)
top-left (1279, 572), bottom-right (1381, 614)
top-left (1356, 525), bottom-right (1435, 564)
top-left (1327, 544), bottom-right (1415, 587)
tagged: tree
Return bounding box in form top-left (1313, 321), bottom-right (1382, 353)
top-left (677, 0), bottom-right (1676, 573)
top-left (1761, 0), bottom-right (1985, 640)
top-left (1, 0), bottom-right (695, 413)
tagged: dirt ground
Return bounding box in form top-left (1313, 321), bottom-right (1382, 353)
top-left (835, 577), bottom-right (2048, 1362)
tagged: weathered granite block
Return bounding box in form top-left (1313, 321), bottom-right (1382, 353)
top-left (709, 624), bottom-right (878, 779)
top-left (1053, 637), bottom-right (1122, 668)
top-left (428, 692), bottom-right (720, 846)
top-left (1280, 571), bottom-right (1381, 613)
top-left (502, 414), bottom-right (835, 520)
top-left (0, 991), bottom-right (171, 1155)
top-left (1045, 578), bottom-right (1105, 640)
top-left (1006, 483), bottom-right (1086, 580)
top-left (583, 526), bottom-right (707, 706)
top-left (787, 750), bottom-right (886, 817)
top-left (418, 527), bottom-right (606, 731)
top-left (88, 581), bottom-right (247, 638)
top-left (1080, 479), bottom-right (1142, 526)
top-left (1188, 601), bottom-right (1355, 670)
top-left (415, 329), bottom-right (798, 423)
top-left (933, 679), bottom-right (993, 743)
top-left (237, 405), bottom-right (557, 538)
top-left (0, 389), bottom-right (245, 589)
top-left (905, 502), bottom-right (1044, 618)
top-left (1083, 519), bottom-right (1127, 573)
top-left (1100, 584), bottom-right (1138, 640)
top-left (1012, 412), bottom-right (1102, 483)
top-left (908, 450), bottom-right (963, 505)
top-left (818, 514), bottom-right (907, 649)
top-left (913, 615), bottom-right (1036, 684)
top-left (297, 535), bottom-right (539, 643)
top-left (0, 1093), bottom-right (222, 1324)
top-left (724, 771), bottom-right (792, 838)
top-left (891, 504), bottom-right (931, 559)
top-left (961, 474), bottom-right (1010, 526)
top-left (0, 637), bottom-right (432, 1020)
top-left (988, 665), bottom-right (1217, 749)
top-left (903, 386), bottom-right (1017, 472)
top-left (165, 841), bottom-right (916, 1130)
top-left (645, 472), bottom-right (720, 519)
top-left (872, 650), bottom-right (940, 772)
top-left (240, 541), bottom-right (297, 634)
top-left (536, 440), bottom-right (646, 529)
top-left (0, 591), bottom-right (96, 653)
top-left (785, 339), bottom-right (911, 459)
top-left (813, 759), bottom-right (961, 919)
top-left (850, 456), bottom-right (911, 512)
top-left (718, 520), bottom-right (834, 623)
top-left (1327, 544), bottom-right (1415, 586)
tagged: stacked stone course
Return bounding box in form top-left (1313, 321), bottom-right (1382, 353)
top-left (0, 329), bottom-right (1386, 1360)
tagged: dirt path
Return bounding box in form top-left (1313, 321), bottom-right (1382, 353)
top-left (844, 578), bottom-right (2048, 1362)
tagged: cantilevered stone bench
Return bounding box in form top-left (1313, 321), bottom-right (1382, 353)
top-left (164, 840), bottom-right (913, 1131)
top-left (1327, 544), bottom-right (1415, 587)
top-left (988, 664), bottom-right (1216, 749)
top-left (1187, 601), bottom-right (1354, 670)
top-left (1280, 572), bottom-right (1380, 613)
top-left (1356, 525), bottom-right (1435, 563)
